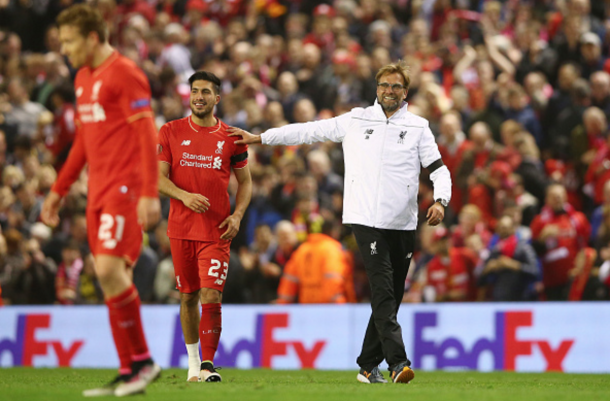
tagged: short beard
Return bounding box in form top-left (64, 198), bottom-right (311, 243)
top-left (191, 107), bottom-right (213, 119)
top-left (379, 98), bottom-right (400, 113)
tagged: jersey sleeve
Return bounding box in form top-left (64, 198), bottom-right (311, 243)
top-left (117, 65), bottom-right (158, 197)
top-left (231, 142), bottom-right (248, 168)
top-left (118, 66), bottom-right (154, 123)
top-left (158, 124), bottom-right (172, 165)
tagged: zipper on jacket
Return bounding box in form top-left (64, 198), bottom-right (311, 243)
top-left (374, 120), bottom-right (390, 226)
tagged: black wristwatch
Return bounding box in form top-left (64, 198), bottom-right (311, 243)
top-left (435, 198), bottom-right (448, 208)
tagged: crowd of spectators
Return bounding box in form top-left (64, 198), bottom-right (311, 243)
top-left (1, 0), bottom-right (610, 306)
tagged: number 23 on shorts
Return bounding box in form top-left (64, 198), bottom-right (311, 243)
top-left (208, 259), bottom-right (228, 286)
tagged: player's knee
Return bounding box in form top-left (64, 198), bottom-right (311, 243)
top-left (200, 288), bottom-right (222, 304)
top-left (180, 291), bottom-right (200, 307)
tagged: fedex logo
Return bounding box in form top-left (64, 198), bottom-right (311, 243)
top-left (414, 311), bottom-right (574, 372)
top-left (171, 313), bottom-right (326, 368)
top-left (0, 314), bottom-right (84, 367)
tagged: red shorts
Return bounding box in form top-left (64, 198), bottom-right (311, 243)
top-left (87, 201), bottom-right (142, 266)
top-left (169, 238), bottom-right (231, 293)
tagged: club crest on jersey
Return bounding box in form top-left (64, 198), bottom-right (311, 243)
top-left (91, 81), bottom-right (103, 101)
top-left (216, 141), bottom-right (225, 154)
top-left (364, 129), bottom-right (374, 139)
top-left (398, 130), bottom-right (407, 144)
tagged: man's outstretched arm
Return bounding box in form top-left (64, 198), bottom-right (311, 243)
top-left (227, 113), bottom-right (350, 146)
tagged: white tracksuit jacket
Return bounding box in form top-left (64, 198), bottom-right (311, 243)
top-left (262, 101), bottom-right (452, 231)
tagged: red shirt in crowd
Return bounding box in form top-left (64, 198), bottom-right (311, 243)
top-left (585, 144), bottom-right (610, 205)
top-left (426, 247), bottom-right (479, 301)
top-left (52, 52), bottom-right (158, 209)
top-left (531, 205), bottom-right (590, 289)
top-left (158, 116), bottom-right (248, 241)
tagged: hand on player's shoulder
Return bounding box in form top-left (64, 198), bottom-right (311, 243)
top-left (227, 126), bottom-right (260, 145)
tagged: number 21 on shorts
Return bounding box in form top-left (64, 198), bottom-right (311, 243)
top-left (209, 259), bottom-right (228, 286)
top-left (98, 213), bottom-right (125, 250)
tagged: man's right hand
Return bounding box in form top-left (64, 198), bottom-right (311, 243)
top-left (41, 191), bottom-right (62, 227)
top-left (227, 127), bottom-right (262, 145)
top-left (180, 192), bottom-right (210, 213)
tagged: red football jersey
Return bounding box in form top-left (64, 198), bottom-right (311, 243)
top-left (426, 248), bottom-right (478, 301)
top-left (531, 208), bottom-right (590, 288)
top-left (52, 51), bottom-right (158, 208)
top-left (158, 116), bottom-right (248, 241)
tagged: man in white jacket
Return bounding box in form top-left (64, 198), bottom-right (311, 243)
top-left (229, 61), bottom-right (451, 384)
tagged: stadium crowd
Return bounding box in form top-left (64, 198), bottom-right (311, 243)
top-left (1, 0), bottom-right (610, 306)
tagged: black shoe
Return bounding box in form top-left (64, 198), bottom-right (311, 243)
top-left (82, 373), bottom-right (132, 397)
top-left (357, 366), bottom-right (388, 384)
top-left (199, 361), bottom-right (222, 382)
top-left (390, 361), bottom-right (415, 384)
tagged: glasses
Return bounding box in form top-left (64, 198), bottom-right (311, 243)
top-left (377, 82), bottom-right (405, 92)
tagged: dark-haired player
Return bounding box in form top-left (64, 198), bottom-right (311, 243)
top-left (158, 71), bottom-right (252, 382)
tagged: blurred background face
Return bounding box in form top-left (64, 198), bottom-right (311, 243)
top-left (590, 72), bottom-right (610, 102)
top-left (439, 113), bottom-right (461, 140)
top-left (431, 237), bottom-right (449, 255)
top-left (275, 222), bottom-right (297, 249)
top-left (469, 123), bottom-right (490, 151)
top-left (496, 216), bottom-right (515, 239)
top-left (546, 185), bottom-right (567, 211)
top-left (558, 65), bottom-right (578, 91)
top-left (254, 225), bottom-right (273, 247)
top-left (581, 43), bottom-right (601, 63)
top-left (459, 206), bottom-right (480, 231)
top-left (293, 99), bottom-right (317, 123)
top-left (277, 72), bottom-right (297, 97)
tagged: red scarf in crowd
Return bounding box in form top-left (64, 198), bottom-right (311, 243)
top-left (495, 234), bottom-right (518, 258)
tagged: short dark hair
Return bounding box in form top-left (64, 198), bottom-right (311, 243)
top-left (188, 71), bottom-right (221, 94)
top-left (57, 4), bottom-right (108, 43)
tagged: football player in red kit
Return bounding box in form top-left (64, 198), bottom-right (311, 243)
top-left (158, 71), bottom-right (252, 382)
top-left (40, 5), bottom-right (161, 397)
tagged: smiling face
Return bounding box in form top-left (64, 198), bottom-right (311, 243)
top-left (377, 72), bottom-right (407, 115)
top-left (59, 24), bottom-right (94, 69)
top-left (189, 79), bottom-right (220, 119)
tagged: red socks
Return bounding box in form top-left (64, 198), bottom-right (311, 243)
top-left (106, 285), bottom-right (151, 374)
top-left (199, 303), bottom-right (222, 362)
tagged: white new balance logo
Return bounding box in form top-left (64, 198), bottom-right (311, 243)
top-left (181, 140), bottom-right (191, 146)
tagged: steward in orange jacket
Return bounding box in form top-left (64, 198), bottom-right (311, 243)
top-left (277, 232), bottom-right (354, 304)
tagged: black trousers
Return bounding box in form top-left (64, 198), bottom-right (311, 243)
top-left (352, 224), bottom-right (415, 370)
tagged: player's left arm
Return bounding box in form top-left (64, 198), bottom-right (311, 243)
top-left (123, 67), bottom-right (160, 230)
top-left (219, 164), bottom-right (252, 240)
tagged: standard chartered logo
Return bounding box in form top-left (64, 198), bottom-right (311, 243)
top-left (91, 103), bottom-right (106, 122)
top-left (77, 102), bottom-right (107, 123)
top-left (180, 152), bottom-right (222, 169)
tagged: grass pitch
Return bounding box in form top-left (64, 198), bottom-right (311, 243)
top-left (0, 368), bottom-right (609, 401)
